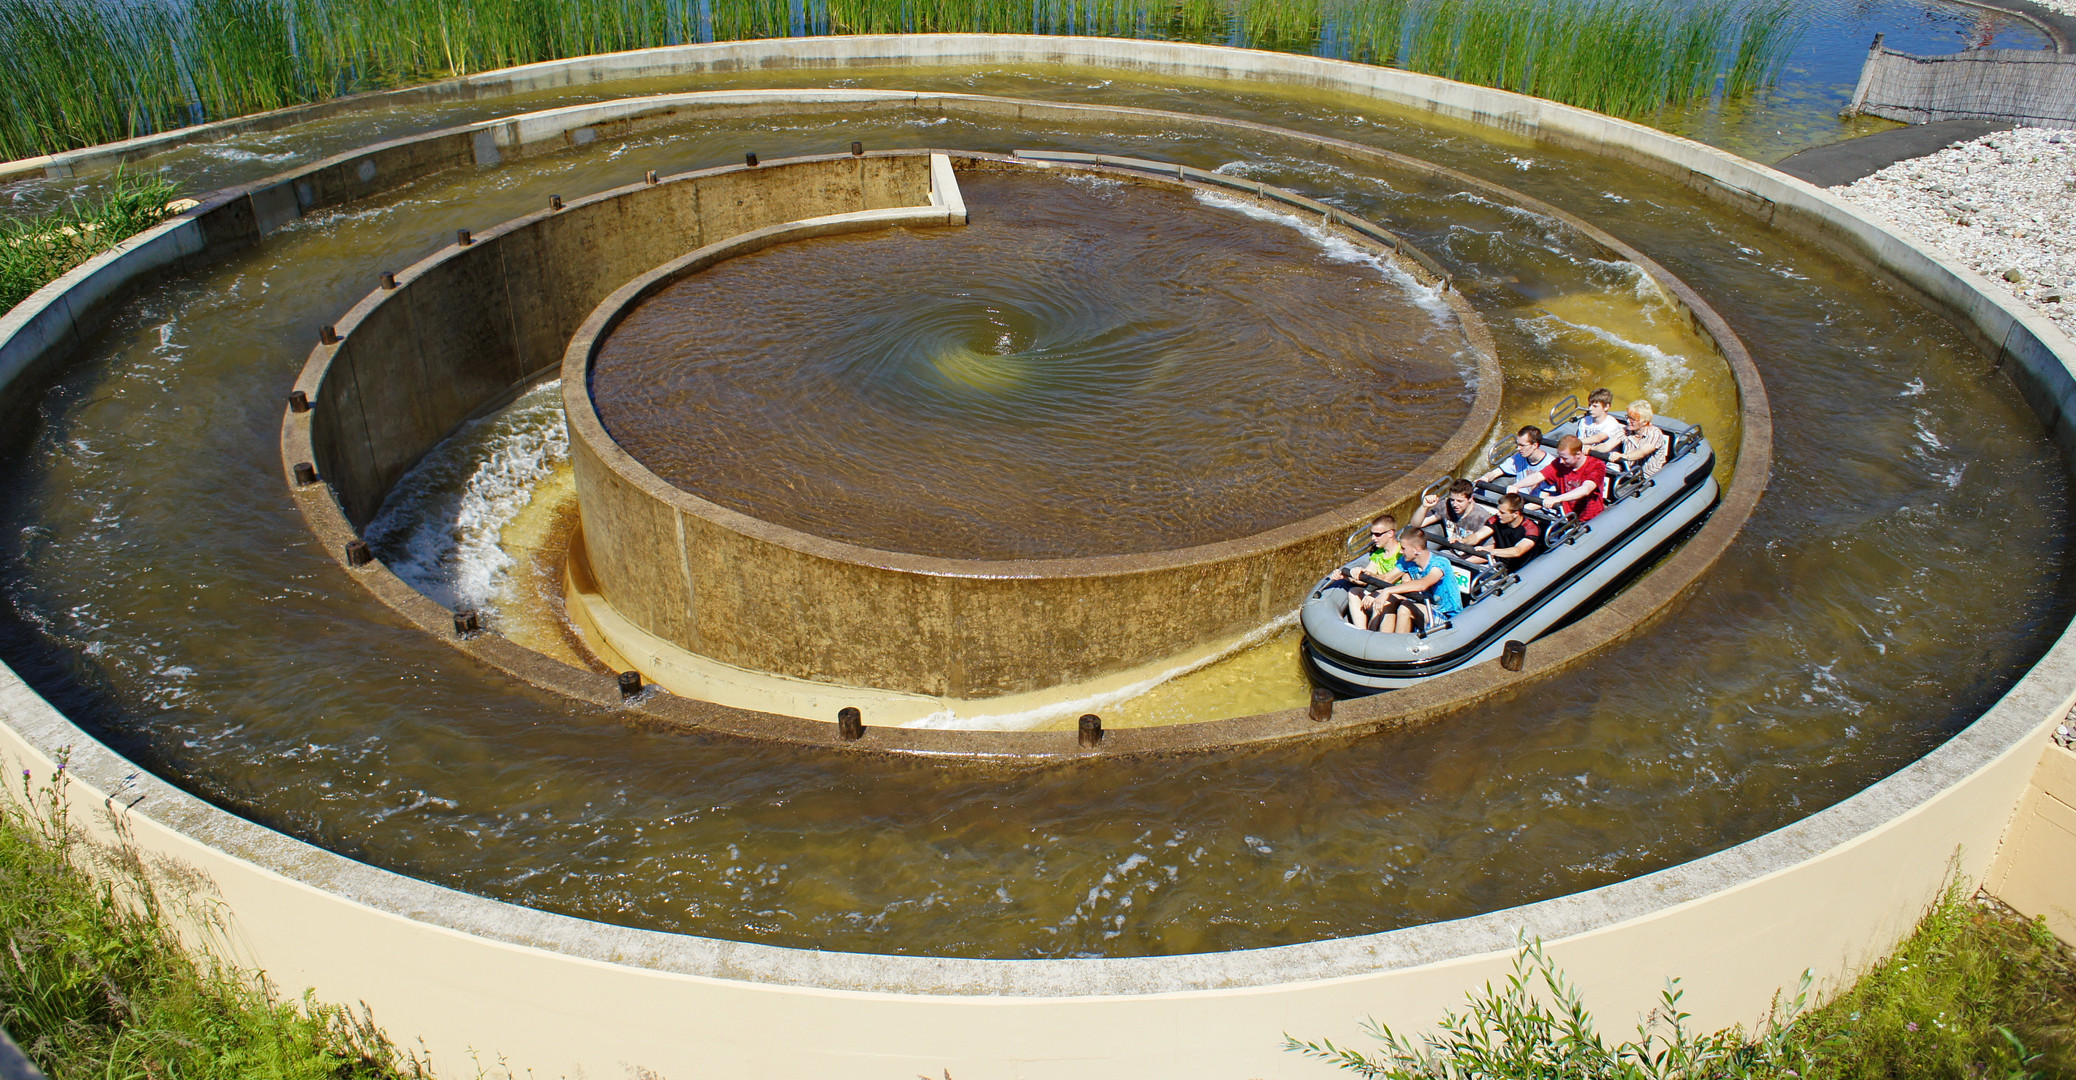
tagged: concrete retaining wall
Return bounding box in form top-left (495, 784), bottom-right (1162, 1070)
top-left (1, 36), bottom-right (2073, 1080)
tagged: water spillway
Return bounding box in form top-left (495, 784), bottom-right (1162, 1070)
top-left (0, 66), bottom-right (2068, 970)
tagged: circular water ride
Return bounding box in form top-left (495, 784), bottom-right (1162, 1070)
top-left (0, 48), bottom-right (2067, 1071)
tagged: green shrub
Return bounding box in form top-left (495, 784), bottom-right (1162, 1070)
top-left (1287, 882), bottom-right (2076, 1080)
top-left (1286, 936), bottom-right (1809, 1078)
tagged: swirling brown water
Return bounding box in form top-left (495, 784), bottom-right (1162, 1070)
top-left (0, 71), bottom-right (2069, 959)
top-left (590, 172), bottom-right (1472, 559)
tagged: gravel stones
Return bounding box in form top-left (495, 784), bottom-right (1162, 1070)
top-left (1830, 127), bottom-right (2076, 339)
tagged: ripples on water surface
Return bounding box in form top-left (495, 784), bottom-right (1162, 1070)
top-left (591, 171), bottom-right (1471, 559)
top-left (0, 73), bottom-right (2070, 958)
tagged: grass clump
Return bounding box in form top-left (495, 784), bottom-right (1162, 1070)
top-left (1288, 880), bottom-right (2076, 1079)
top-left (1787, 884), bottom-right (2076, 1079)
top-left (0, 170), bottom-right (183, 317)
top-left (0, 0), bottom-right (1802, 162)
top-left (0, 763), bottom-right (421, 1079)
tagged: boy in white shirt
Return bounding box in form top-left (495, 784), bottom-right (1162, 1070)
top-left (1577, 387), bottom-right (1624, 455)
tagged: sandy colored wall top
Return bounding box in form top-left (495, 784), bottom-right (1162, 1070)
top-left (0, 36), bottom-right (2071, 1080)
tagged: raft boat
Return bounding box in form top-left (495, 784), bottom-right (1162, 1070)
top-left (1300, 408), bottom-right (1718, 695)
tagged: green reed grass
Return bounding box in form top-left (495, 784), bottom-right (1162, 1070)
top-left (0, 765), bottom-right (421, 1078)
top-left (0, 0), bottom-right (1801, 162)
top-left (0, 170), bottom-right (182, 315)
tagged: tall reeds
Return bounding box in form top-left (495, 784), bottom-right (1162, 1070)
top-left (0, 0), bottom-right (1802, 162)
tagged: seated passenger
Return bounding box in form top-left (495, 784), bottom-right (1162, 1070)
top-left (1617, 399), bottom-right (1669, 477)
top-left (1371, 526), bottom-right (1463, 635)
top-left (1477, 425), bottom-right (1557, 503)
top-left (1469, 494), bottom-right (1541, 572)
top-left (1414, 479), bottom-right (1494, 547)
top-left (1329, 514), bottom-right (1405, 630)
top-left (1577, 388), bottom-right (1623, 455)
top-left (1513, 435), bottom-right (1606, 521)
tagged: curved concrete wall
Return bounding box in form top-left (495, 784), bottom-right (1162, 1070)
top-left (563, 154), bottom-right (1499, 699)
top-left (0, 36), bottom-right (2069, 1080)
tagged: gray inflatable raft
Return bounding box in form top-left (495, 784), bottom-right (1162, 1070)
top-left (1301, 416), bottom-right (1718, 695)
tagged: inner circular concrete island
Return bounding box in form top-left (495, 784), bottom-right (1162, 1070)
top-left (566, 152), bottom-right (1499, 709)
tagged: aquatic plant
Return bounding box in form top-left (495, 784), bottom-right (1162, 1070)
top-left (0, 170), bottom-right (182, 315)
top-left (0, 0), bottom-right (1802, 161)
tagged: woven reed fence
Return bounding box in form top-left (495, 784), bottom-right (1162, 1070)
top-left (1847, 34), bottom-right (2076, 128)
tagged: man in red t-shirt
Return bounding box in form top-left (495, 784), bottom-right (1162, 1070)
top-left (1521, 434), bottom-right (1606, 521)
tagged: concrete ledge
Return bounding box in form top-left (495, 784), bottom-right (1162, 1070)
top-left (0, 36), bottom-right (2070, 1080)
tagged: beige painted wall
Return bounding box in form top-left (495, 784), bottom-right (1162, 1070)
top-left (2, 36), bottom-right (2074, 1080)
top-left (1989, 743), bottom-right (2076, 943)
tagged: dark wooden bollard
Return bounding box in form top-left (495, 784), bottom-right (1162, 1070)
top-left (1501, 640), bottom-right (1527, 672)
top-left (618, 671), bottom-right (643, 698)
top-left (744, 152), bottom-right (759, 167)
top-left (379, 270), bottom-right (397, 289)
top-left (548, 194), bottom-right (563, 211)
top-left (1078, 713), bottom-right (1103, 748)
top-left (292, 462), bottom-right (317, 486)
top-left (838, 706), bottom-right (864, 741)
top-left (343, 539), bottom-right (372, 567)
top-left (455, 228), bottom-right (472, 246)
top-left (318, 324), bottom-right (339, 345)
top-left (287, 390), bottom-right (310, 413)
top-left (645, 169), bottom-right (659, 185)
top-left (1310, 687), bottom-right (1334, 722)
top-left (452, 610), bottom-right (479, 636)
top-left (851, 141), bottom-right (864, 156)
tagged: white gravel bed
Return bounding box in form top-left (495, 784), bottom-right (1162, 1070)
top-left (1828, 126), bottom-right (2076, 339)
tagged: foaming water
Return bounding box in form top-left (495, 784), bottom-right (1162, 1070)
top-left (589, 172), bottom-right (1474, 559)
top-left (0, 77), bottom-right (2068, 960)
top-left (365, 381), bottom-right (569, 620)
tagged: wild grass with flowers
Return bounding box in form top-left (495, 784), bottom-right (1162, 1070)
top-left (0, 759), bottom-right (424, 1078)
top-left (1287, 879), bottom-right (2076, 1079)
top-left (0, 0), bottom-right (1802, 162)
